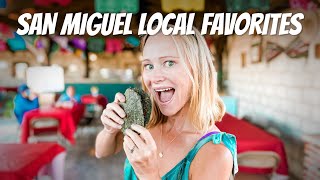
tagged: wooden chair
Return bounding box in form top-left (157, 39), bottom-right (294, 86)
top-left (236, 151), bottom-right (280, 180)
top-left (28, 118), bottom-right (61, 143)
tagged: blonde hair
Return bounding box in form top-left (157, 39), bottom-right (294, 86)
top-left (141, 27), bottom-right (225, 133)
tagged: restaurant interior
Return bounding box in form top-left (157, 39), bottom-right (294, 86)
top-left (0, 0), bottom-right (319, 179)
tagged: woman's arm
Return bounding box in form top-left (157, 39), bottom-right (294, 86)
top-left (95, 129), bottom-right (124, 158)
top-left (95, 93), bottom-right (126, 158)
top-left (190, 143), bottom-right (233, 180)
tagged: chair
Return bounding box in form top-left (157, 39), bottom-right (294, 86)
top-left (28, 118), bottom-right (61, 143)
top-left (237, 151), bottom-right (280, 180)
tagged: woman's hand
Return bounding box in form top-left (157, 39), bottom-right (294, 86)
top-left (123, 124), bottom-right (161, 180)
top-left (100, 93), bottom-right (126, 134)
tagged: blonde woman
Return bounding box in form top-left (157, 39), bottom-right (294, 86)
top-left (95, 27), bottom-right (238, 179)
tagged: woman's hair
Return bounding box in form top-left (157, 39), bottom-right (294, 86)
top-left (140, 26), bottom-right (225, 133)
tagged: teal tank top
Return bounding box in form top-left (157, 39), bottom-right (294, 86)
top-left (124, 132), bottom-right (238, 180)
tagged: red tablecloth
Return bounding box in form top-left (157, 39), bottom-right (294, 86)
top-left (0, 86), bottom-right (17, 92)
top-left (71, 103), bottom-right (85, 125)
top-left (21, 107), bottom-right (81, 145)
top-left (81, 94), bottom-right (108, 108)
top-left (0, 143), bottom-right (65, 180)
top-left (216, 113), bottom-right (289, 175)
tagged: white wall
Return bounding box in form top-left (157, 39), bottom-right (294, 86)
top-left (226, 34), bottom-right (320, 135)
top-left (225, 33), bottom-right (320, 178)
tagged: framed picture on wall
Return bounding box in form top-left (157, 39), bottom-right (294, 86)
top-left (241, 52), bottom-right (246, 68)
top-left (250, 35), bottom-right (263, 64)
top-left (315, 43), bottom-right (320, 59)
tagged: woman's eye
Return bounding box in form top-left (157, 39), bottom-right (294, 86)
top-left (164, 61), bottom-right (175, 67)
top-left (144, 64), bottom-right (154, 70)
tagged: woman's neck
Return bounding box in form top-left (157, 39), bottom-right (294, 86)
top-left (165, 106), bottom-right (196, 134)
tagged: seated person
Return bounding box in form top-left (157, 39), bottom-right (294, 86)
top-left (13, 84), bottom-right (39, 125)
top-left (55, 86), bottom-right (81, 109)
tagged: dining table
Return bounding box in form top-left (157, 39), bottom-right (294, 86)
top-left (0, 86), bottom-right (18, 92)
top-left (0, 143), bottom-right (65, 180)
top-left (20, 104), bottom-right (84, 145)
top-left (81, 94), bottom-right (108, 108)
top-left (216, 113), bottom-right (289, 177)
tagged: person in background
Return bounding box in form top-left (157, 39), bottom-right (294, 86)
top-left (55, 86), bottom-right (81, 108)
top-left (13, 84), bottom-right (39, 125)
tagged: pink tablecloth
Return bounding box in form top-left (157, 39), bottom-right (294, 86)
top-left (216, 113), bottom-right (289, 175)
top-left (20, 106), bottom-right (82, 145)
top-left (0, 143), bottom-right (65, 180)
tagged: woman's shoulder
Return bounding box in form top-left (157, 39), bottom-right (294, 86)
top-left (190, 139), bottom-right (234, 179)
top-left (189, 132), bottom-right (238, 177)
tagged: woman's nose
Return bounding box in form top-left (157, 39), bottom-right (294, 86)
top-left (149, 68), bottom-right (165, 83)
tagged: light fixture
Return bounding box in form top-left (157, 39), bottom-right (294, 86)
top-left (68, 64), bottom-right (78, 72)
top-left (99, 68), bottom-right (110, 79)
top-left (89, 53), bottom-right (98, 61)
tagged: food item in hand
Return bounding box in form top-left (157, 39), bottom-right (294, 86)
top-left (119, 88), bottom-right (152, 134)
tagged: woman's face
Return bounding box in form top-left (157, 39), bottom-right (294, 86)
top-left (142, 34), bottom-right (192, 117)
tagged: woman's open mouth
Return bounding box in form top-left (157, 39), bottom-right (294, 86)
top-left (154, 87), bottom-right (175, 104)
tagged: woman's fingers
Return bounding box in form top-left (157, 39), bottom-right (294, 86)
top-left (101, 109), bottom-right (122, 129)
top-left (123, 141), bottom-right (131, 156)
top-left (125, 129), bottom-right (146, 149)
top-left (130, 124), bottom-right (157, 148)
top-left (124, 135), bottom-right (136, 150)
top-left (114, 93), bottom-right (126, 103)
top-left (106, 103), bottom-right (126, 118)
top-left (99, 92), bottom-right (126, 134)
top-left (101, 113), bottom-right (122, 130)
top-left (104, 108), bottom-right (124, 125)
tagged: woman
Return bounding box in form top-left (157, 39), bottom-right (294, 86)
top-left (95, 27), bottom-right (238, 179)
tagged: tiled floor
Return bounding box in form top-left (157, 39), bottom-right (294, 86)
top-left (0, 118), bottom-right (20, 143)
top-left (65, 130), bottom-right (126, 180)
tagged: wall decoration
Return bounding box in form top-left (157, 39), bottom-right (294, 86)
top-left (265, 41), bottom-right (284, 62)
top-left (34, 0), bottom-right (72, 7)
top-left (0, 40), bottom-right (7, 51)
top-left (241, 52), bottom-right (246, 68)
top-left (51, 36), bottom-right (69, 49)
top-left (289, 0), bottom-right (318, 10)
top-left (315, 44), bottom-right (320, 59)
top-left (226, 0), bottom-right (269, 12)
top-left (285, 37), bottom-right (309, 59)
top-left (161, 0), bottom-right (205, 12)
top-left (95, 0), bottom-right (139, 14)
top-left (0, 23), bottom-right (14, 39)
top-left (265, 36), bottom-right (309, 62)
top-left (106, 38), bottom-right (123, 53)
top-left (88, 38), bottom-right (105, 53)
top-left (7, 32), bottom-right (26, 51)
top-left (125, 36), bottom-right (140, 48)
top-left (51, 36), bottom-right (73, 53)
top-left (250, 35), bottom-right (263, 64)
top-left (35, 37), bottom-right (49, 50)
top-left (71, 37), bottom-right (87, 51)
